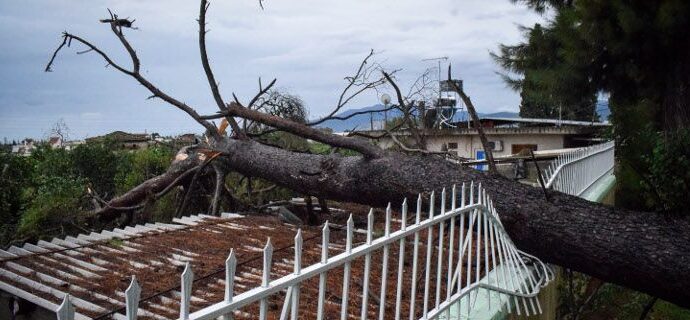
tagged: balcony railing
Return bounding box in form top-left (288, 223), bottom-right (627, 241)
top-left (543, 141), bottom-right (615, 197)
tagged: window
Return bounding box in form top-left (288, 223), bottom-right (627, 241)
top-left (511, 144), bottom-right (538, 154)
top-left (447, 142), bottom-right (458, 150)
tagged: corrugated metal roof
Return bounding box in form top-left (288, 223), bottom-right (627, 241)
top-left (478, 116), bottom-right (610, 127)
top-left (0, 212), bottom-right (478, 319)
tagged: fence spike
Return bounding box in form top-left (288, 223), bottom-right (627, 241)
top-left (385, 203), bottom-right (392, 236)
top-left (57, 294), bottom-right (74, 320)
top-left (401, 198), bottom-right (408, 230)
top-left (292, 229), bottom-right (302, 320)
top-left (294, 229), bottom-right (303, 274)
top-left (441, 187), bottom-right (447, 214)
top-left (346, 215), bottom-right (353, 252)
top-left (263, 238), bottom-right (273, 287)
top-left (367, 208), bottom-right (374, 244)
top-left (260, 238), bottom-right (273, 320)
top-left (429, 190), bottom-right (435, 218)
top-left (321, 222), bottom-right (330, 263)
top-left (223, 249), bottom-right (236, 320)
top-left (125, 275), bottom-right (141, 320)
top-left (416, 194), bottom-right (423, 224)
top-left (451, 184), bottom-right (457, 210)
top-left (477, 182), bottom-right (483, 204)
top-left (317, 222), bottom-right (330, 320)
top-left (180, 262), bottom-right (194, 320)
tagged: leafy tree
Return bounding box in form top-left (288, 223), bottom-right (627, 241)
top-left (493, 6), bottom-right (598, 121)
top-left (70, 142), bottom-right (119, 198)
top-left (499, 0), bottom-right (690, 214)
top-left (501, 0), bottom-right (690, 316)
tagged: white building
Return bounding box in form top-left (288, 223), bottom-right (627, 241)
top-left (366, 117), bottom-right (610, 160)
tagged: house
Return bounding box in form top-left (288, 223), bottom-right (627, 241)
top-left (364, 116), bottom-right (610, 160)
top-left (10, 139), bottom-right (35, 156)
top-left (47, 136), bottom-right (62, 149)
top-left (175, 133), bottom-right (199, 145)
top-left (85, 131), bottom-right (151, 150)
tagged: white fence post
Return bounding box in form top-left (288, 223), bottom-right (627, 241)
top-left (292, 230), bottom-right (302, 320)
top-left (394, 199), bottom-right (407, 320)
top-left (340, 215), bottom-right (354, 320)
top-left (56, 294), bottom-right (74, 320)
top-left (260, 238), bottom-right (273, 320)
top-left (222, 249), bottom-right (236, 320)
top-left (125, 275), bottom-right (141, 320)
top-left (408, 194), bottom-right (422, 320)
top-left (316, 222), bottom-right (329, 320)
top-left (180, 262), bottom-right (194, 320)
top-left (173, 180), bottom-right (556, 320)
top-left (360, 209), bottom-right (374, 319)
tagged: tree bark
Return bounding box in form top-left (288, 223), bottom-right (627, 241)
top-left (95, 148), bottom-right (203, 221)
top-left (201, 138), bottom-right (690, 308)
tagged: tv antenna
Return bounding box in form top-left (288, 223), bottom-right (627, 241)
top-left (421, 56), bottom-right (449, 86)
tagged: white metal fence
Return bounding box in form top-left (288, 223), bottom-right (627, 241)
top-left (543, 141), bottom-right (615, 197)
top-left (56, 183), bottom-right (554, 320)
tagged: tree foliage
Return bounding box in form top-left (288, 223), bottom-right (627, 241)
top-left (501, 0), bottom-right (690, 315)
top-left (0, 143), bottom-right (179, 245)
top-left (499, 0), bottom-right (690, 214)
top-left (492, 6), bottom-right (598, 121)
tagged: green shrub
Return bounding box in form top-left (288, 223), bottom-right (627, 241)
top-left (0, 152), bottom-right (33, 244)
top-left (70, 142), bottom-right (118, 197)
top-left (18, 175), bottom-right (87, 238)
top-left (116, 147), bottom-right (173, 193)
top-left (639, 129), bottom-right (690, 213)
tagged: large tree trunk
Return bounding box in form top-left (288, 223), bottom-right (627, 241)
top-left (662, 45), bottom-right (690, 132)
top-left (207, 138), bottom-right (690, 308)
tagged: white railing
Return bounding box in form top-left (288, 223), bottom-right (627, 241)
top-left (543, 141), bottom-right (615, 196)
top-left (56, 183), bottom-right (554, 320)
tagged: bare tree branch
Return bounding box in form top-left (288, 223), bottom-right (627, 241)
top-left (198, 0), bottom-right (244, 138)
top-left (307, 50), bottom-right (388, 127)
top-left (45, 11), bottom-right (221, 140)
top-left (447, 64), bottom-right (497, 174)
top-left (382, 71), bottom-right (426, 149)
top-left (247, 78), bottom-right (277, 110)
top-left (215, 102), bottom-right (383, 158)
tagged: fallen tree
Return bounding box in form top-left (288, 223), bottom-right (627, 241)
top-left (45, 3), bottom-right (690, 308)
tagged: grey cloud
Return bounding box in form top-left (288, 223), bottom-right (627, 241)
top-left (0, 0), bottom-right (543, 140)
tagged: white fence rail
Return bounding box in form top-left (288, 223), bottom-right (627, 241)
top-left (57, 183), bottom-right (554, 320)
top-left (543, 141), bottom-right (615, 196)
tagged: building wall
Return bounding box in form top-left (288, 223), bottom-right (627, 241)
top-left (377, 133), bottom-right (566, 159)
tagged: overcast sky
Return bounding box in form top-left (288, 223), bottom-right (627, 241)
top-left (0, 0), bottom-right (543, 141)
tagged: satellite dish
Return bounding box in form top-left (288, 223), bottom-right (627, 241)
top-left (380, 93), bottom-right (392, 105)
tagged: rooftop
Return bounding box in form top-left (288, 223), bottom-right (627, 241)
top-left (0, 211), bottom-right (482, 319)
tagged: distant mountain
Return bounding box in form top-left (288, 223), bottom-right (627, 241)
top-left (315, 105), bottom-right (520, 132)
top-left (316, 104), bottom-right (402, 132)
top-left (315, 102), bottom-right (615, 132)
top-left (481, 111), bottom-right (520, 119)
